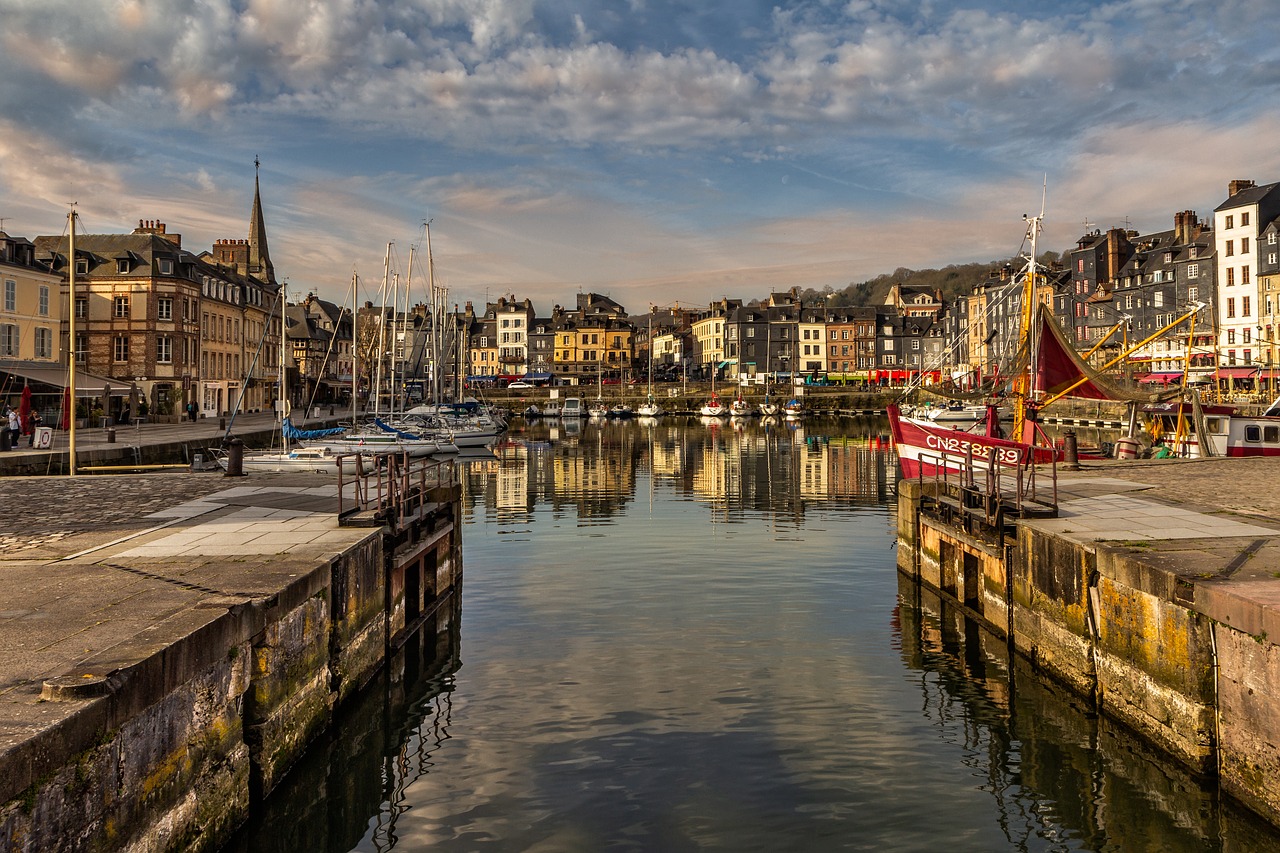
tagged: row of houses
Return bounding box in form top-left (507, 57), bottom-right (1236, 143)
top-left (3, 176), bottom-right (1279, 420)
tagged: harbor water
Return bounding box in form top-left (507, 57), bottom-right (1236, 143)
top-left (226, 416), bottom-right (1280, 852)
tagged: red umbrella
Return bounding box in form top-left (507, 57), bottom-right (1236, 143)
top-left (18, 385), bottom-right (31, 435)
top-left (61, 387), bottom-right (71, 430)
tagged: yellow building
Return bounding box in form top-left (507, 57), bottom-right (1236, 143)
top-left (0, 231), bottom-right (63, 365)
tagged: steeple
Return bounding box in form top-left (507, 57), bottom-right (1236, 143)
top-left (248, 156), bottom-right (276, 285)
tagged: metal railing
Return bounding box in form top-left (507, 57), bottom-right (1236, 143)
top-left (336, 452), bottom-right (456, 521)
top-left (918, 441), bottom-right (1057, 523)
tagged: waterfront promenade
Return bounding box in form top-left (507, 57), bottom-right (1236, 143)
top-left (0, 407), bottom-right (468, 850)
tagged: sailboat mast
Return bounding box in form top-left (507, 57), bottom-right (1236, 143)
top-left (280, 289), bottom-right (289, 451)
top-left (350, 270), bottom-right (359, 422)
top-left (425, 222), bottom-right (441, 407)
top-left (1013, 207), bottom-right (1043, 440)
top-left (373, 242), bottom-right (391, 416)
top-left (67, 207), bottom-right (78, 477)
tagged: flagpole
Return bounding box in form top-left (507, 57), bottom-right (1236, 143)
top-left (67, 206), bottom-right (78, 477)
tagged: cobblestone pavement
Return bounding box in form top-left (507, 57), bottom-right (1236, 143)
top-left (1074, 455), bottom-right (1280, 521)
top-left (0, 473), bottom-right (234, 554)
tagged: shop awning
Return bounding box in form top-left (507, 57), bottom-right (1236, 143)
top-left (1138, 372), bottom-right (1183, 384)
top-left (1217, 367), bottom-right (1260, 379)
top-left (1, 364), bottom-right (128, 397)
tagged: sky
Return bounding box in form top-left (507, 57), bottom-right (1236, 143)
top-left (2, 0), bottom-right (1280, 314)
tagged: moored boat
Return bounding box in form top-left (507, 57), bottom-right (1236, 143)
top-left (700, 393), bottom-right (727, 417)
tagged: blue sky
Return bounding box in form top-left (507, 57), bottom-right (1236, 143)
top-left (2, 0), bottom-right (1279, 312)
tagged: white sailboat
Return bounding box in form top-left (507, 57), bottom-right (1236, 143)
top-left (218, 299), bottom-right (378, 474)
top-left (637, 314), bottom-right (664, 418)
top-left (700, 364), bottom-right (727, 417)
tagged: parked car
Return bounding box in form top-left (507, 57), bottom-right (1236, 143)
top-left (507, 381), bottom-right (536, 389)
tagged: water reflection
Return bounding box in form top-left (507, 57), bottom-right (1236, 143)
top-left (466, 416), bottom-right (896, 529)
top-left (224, 419), bottom-right (1280, 852)
top-left (897, 576), bottom-right (1280, 852)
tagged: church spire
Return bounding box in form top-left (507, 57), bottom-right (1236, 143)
top-left (248, 156), bottom-right (276, 285)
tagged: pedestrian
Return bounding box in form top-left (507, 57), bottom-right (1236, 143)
top-left (187, 401), bottom-right (197, 422)
top-left (7, 406), bottom-right (19, 450)
top-left (27, 410), bottom-right (41, 447)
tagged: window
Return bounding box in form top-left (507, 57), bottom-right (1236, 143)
top-left (38, 286), bottom-right (49, 316)
top-left (1244, 328), bottom-right (1252, 343)
top-left (1227, 298), bottom-right (1235, 318)
top-left (34, 327), bottom-right (52, 358)
top-left (114, 296), bottom-right (129, 318)
top-left (76, 259), bottom-right (89, 275)
top-left (157, 258), bottom-right (173, 275)
top-left (1244, 296), bottom-right (1251, 317)
top-left (1226, 240), bottom-right (1234, 257)
top-left (1243, 212), bottom-right (1251, 227)
top-left (1153, 291), bottom-right (1164, 307)
top-left (0, 324), bottom-right (17, 356)
top-left (1227, 268), bottom-right (1236, 286)
top-left (1243, 237), bottom-right (1251, 254)
top-left (1243, 265), bottom-right (1251, 284)
top-left (3, 280), bottom-right (13, 311)
top-left (114, 335), bottom-right (129, 362)
top-left (1189, 246), bottom-right (1198, 259)
top-left (158, 297), bottom-right (173, 321)
top-left (117, 259), bottom-right (130, 274)
top-left (75, 333), bottom-right (87, 364)
top-left (1187, 263), bottom-right (1199, 279)
top-left (1227, 215), bottom-right (1235, 229)
top-left (1188, 286), bottom-right (1198, 301)
top-left (911, 339), bottom-right (921, 350)
top-left (157, 336), bottom-right (172, 363)
top-left (75, 297), bottom-right (87, 319)
top-left (1271, 254), bottom-right (1278, 266)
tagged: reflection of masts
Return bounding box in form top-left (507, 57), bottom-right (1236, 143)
top-left (370, 674), bottom-right (457, 852)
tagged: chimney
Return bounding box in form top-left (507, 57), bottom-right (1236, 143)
top-left (1174, 210), bottom-right (1199, 245)
top-left (133, 219), bottom-right (181, 247)
top-left (1105, 228), bottom-right (1130, 283)
top-left (1229, 179), bottom-right (1256, 198)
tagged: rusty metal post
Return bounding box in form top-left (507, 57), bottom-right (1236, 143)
top-left (1063, 429), bottom-right (1079, 470)
top-left (224, 438), bottom-right (244, 477)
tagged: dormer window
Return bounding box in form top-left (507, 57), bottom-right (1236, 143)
top-left (117, 258), bottom-right (130, 274)
top-left (157, 258), bottom-right (174, 275)
top-left (75, 258), bottom-right (89, 276)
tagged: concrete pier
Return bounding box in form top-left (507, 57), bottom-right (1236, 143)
top-left (0, 466), bottom-right (461, 852)
top-left (897, 455), bottom-right (1280, 828)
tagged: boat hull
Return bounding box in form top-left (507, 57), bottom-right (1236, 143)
top-left (887, 404), bottom-right (1058, 478)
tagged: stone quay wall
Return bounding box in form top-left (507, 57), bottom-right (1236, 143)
top-left (0, 484), bottom-right (462, 853)
top-left (897, 477), bottom-right (1280, 828)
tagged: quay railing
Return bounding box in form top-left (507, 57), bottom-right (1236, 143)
top-left (336, 452), bottom-right (457, 523)
top-left (917, 442), bottom-right (1058, 528)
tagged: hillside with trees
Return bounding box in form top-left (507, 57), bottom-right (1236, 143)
top-left (802, 252), bottom-right (1062, 309)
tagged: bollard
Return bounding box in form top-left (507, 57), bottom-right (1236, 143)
top-left (219, 417), bottom-right (227, 431)
top-left (224, 438), bottom-right (244, 477)
top-left (1063, 429), bottom-right (1079, 469)
top-left (0, 430), bottom-right (9, 452)
top-left (106, 428), bottom-right (116, 444)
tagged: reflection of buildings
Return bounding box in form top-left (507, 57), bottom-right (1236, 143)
top-left (825, 437), bottom-right (892, 501)
top-left (496, 443), bottom-right (529, 515)
top-left (463, 420), bottom-right (898, 525)
top-left (798, 440), bottom-right (828, 501)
